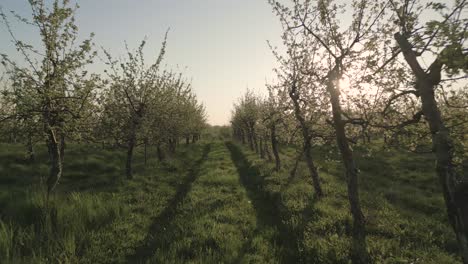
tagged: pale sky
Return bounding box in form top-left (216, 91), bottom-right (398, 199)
top-left (0, 0), bottom-right (284, 125)
top-left (2, 1), bottom-right (463, 126)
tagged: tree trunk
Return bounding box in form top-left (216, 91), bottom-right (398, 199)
top-left (271, 125), bottom-right (281, 171)
top-left (26, 133), bottom-right (35, 162)
top-left (144, 138), bottom-right (148, 166)
top-left (59, 134), bottom-right (65, 164)
top-left (326, 69), bottom-right (369, 263)
top-left (248, 128), bottom-right (254, 150)
top-left (168, 138), bottom-right (177, 154)
top-left (253, 130), bottom-right (259, 154)
top-left (168, 139), bottom-right (173, 153)
top-left (126, 133), bottom-right (136, 179)
top-left (395, 32), bottom-right (468, 263)
top-left (289, 86), bottom-right (323, 197)
top-left (157, 143), bottom-right (165, 162)
top-left (290, 149), bottom-right (303, 178)
top-left (186, 136), bottom-right (190, 145)
top-left (259, 138), bottom-right (265, 158)
top-left (45, 128), bottom-right (62, 198)
top-left (303, 139), bottom-right (323, 198)
top-left (265, 139), bottom-right (273, 162)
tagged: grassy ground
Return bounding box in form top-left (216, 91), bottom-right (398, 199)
top-left (0, 140), bottom-right (461, 263)
top-left (0, 142), bottom-right (207, 263)
top-left (139, 141), bottom-right (300, 263)
top-left (239, 142), bottom-right (460, 263)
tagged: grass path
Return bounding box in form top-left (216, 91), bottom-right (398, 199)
top-left (226, 142), bottom-right (300, 263)
top-left (127, 144), bottom-right (212, 263)
top-left (131, 141), bottom-right (299, 263)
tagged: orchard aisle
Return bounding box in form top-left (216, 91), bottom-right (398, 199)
top-left (130, 141), bottom-right (298, 263)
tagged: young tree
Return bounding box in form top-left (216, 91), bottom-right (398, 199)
top-left (384, 0), bottom-right (468, 261)
top-left (262, 88), bottom-right (286, 171)
top-left (288, 67), bottom-right (325, 198)
top-left (268, 41), bottom-right (327, 198)
top-left (232, 91), bottom-right (261, 153)
top-left (271, 0), bottom-right (392, 261)
top-left (1, 0), bottom-right (97, 197)
top-left (102, 37), bottom-right (167, 179)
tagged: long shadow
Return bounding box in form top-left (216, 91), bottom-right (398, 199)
top-left (126, 143), bottom-right (212, 263)
top-left (226, 142), bottom-right (301, 264)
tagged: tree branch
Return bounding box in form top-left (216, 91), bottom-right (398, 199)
top-left (383, 89), bottom-right (419, 114)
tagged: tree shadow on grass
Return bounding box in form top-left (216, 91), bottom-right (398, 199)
top-left (126, 143), bottom-right (211, 263)
top-left (226, 142), bottom-right (301, 264)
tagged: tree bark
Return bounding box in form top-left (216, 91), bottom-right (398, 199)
top-left (270, 124), bottom-right (281, 171)
top-left (241, 130), bottom-right (246, 144)
top-left (259, 138), bottom-right (265, 158)
top-left (325, 68), bottom-right (369, 263)
top-left (126, 133), bottom-right (136, 179)
top-left (253, 129), bottom-right (259, 154)
top-left (45, 127), bottom-right (62, 198)
top-left (247, 127), bottom-right (254, 150)
top-left (289, 85), bottom-right (323, 197)
top-left (265, 139), bottom-right (273, 162)
top-left (157, 143), bottom-right (165, 162)
top-left (395, 32), bottom-right (468, 263)
top-left (303, 138), bottom-right (323, 198)
top-left (290, 149), bottom-right (303, 178)
top-left (59, 134), bottom-right (65, 164)
top-left (168, 138), bottom-right (177, 154)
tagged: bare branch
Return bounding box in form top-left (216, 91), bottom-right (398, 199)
top-left (383, 89), bottom-right (419, 114)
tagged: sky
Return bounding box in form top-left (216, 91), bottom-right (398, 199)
top-left (0, 0), bottom-right (284, 125)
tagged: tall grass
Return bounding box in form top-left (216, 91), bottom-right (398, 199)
top-left (1, 139), bottom-right (459, 263)
top-left (0, 186), bottom-right (127, 263)
top-left (0, 143), bottom-right (134, 263)
top-left (237, 142), bottom-right (460, 263)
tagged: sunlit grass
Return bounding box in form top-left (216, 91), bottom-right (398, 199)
top-left (0, 141), bottom-right (461, 263)
top-left (0, 142), bottom-right (206, 263)
top-left (241, 142), bottom-right (459, 263)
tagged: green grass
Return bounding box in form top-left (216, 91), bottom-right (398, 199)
top-left (0, 140), bottom-right (461, 263)
top-left (242, 142), bottom-right (460, 263)
top-left (0, 142), bottom-right (207, 263)
top-left (141, 142), bottom-right (295, 263)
